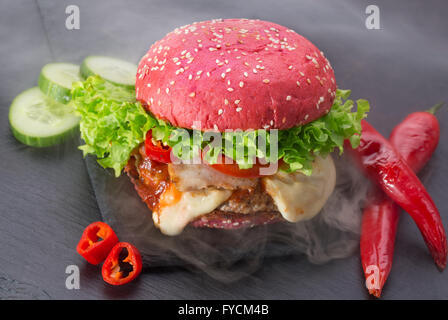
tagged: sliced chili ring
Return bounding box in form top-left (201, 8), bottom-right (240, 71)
top-left (102, 242), bottom-right (142, 285)
top-left (145, 130), bottom-right (172, 163)
top-left (76, 221), bottom-right (119, 265)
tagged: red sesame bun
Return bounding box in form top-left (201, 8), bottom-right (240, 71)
top-left (136, 19), bottom-right (337, 131)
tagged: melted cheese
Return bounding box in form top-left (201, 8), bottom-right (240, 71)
top-left (262, 155), bottom-right (336, 223)
top-left (153, 184), bottom-right (232, 236)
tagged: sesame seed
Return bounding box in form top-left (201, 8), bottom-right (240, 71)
top-left (213, 124), bottom-right (219, 130)
top-left (218, 109), bottom-right (223, 115)
top-left (307, 79), bottom-right (311, 84)
top-left (189, 92), bottom-right (195, 97)
top-left (224, 99), bottom-right (229, 105)
top-left (188, 74), bottom-right (193, 80)
top-left (221, 73), bottom-right (226, 79)
top-left (243, 72), bottom-right (248, 77)
top-left (227, 87), bottom-right (234, 92)
top-left (166, 88), bottom-right (169, 94)
top-left (236, 107), bottom-right (242, 112)
top-left (235, 100), bottom-right (240, 104)
top-left (226, 68), bottom-right (231, 73)
top-left (299, 71), bottom-right (305, 76)
top-left (239, 81), bottom-right (244, 88)
top-left (288, 65), bottom-right (293, 70)
top-left (305, 114), bottom-right (309, 120)
top-left (253, 69), bottom-right (258, 74)
top-left (286, 95), bottom-right (292, 101)
top-left (296, 81), bottom-right (300, 87)
top-left (263, 79), bottom-right (270, 84)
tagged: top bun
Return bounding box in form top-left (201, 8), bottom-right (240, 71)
top-left (136, 19), bottom-right (337, 131)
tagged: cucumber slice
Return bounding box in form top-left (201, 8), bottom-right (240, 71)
top-left (80, 56), bottom-right (137, 88)
top-left (38, 63), bottom-right (81, 104)
top-left (9, 87), bottom-right (80, 147)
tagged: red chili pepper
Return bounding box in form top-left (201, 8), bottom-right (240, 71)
top-left (145, 130), bottom-right (172, 163)
top-left (102, 242), bottom-right (142, 285)
top-left (361, 104), bottom-right (443, 297)
top-left (350, 120), bottom-right (447, 270)
top-left (76, 222), bottom-right (119, 265)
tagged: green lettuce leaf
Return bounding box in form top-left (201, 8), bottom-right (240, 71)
top-left (72, 75), bottom-right (369, 177)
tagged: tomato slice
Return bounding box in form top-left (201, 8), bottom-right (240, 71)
top-left (145, 130), bottom-right (172, 163)
top-left (207, 154), bottom-right (276, 178)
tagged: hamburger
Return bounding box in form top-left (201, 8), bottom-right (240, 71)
top-left (72, 19), bottom-right (368, 236)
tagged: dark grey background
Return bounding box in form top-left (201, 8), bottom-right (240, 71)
top-left (1, 0), bottom-right (447, 299)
